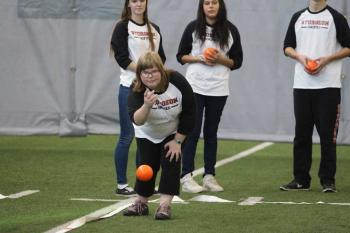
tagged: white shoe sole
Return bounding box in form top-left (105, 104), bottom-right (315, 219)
top-left (203, 185), bottom-right (224, 192)
top-left (182, 187), bottom-right (204, 193)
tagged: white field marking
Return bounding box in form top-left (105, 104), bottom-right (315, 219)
top-left (70, 198), bottom-right (124, 202)
top-left (47, 195), bottom-right (190, 233)
top-left (100, 203), bottom-right (134, 219)
top-left (263, 201), bottom-right (312, 205)
top-left (192, 142), bottom-right (274, 177)
top-left (262, 201), bottom-right (350, 206)
top-left (239, 197), bottom-right (350, 206)
top-left (70, 195), bottom-right (350, 207)
top-left (0, 190), bottom-right (40, 199)
top-left (44, 197), bottom-right (136, 233)
top-left (327, 203), bottom-right (350, 206)
top-left (238, 197), bottom-right (264, 206)
top-left (70, 196), bottom-right (188, 204)
top-left (149, 195), bottom-right (188, 204)
top-left (189, 195), bottom-right (234, 203)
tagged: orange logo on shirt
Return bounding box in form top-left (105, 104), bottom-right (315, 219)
top-left (301, 20), bottom-right (329, 29)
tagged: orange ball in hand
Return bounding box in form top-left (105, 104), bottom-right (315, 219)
top-left (306, 60), bottom-right (318, 72)
top-left (136, 165), bottom-right (153, 181)
top-left (203, 47), bottom-right (218, 60)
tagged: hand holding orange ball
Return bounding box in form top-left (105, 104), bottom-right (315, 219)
top-left (306, 60), bottom-right (319, 73)
top-left (203, 47), bottom-right (219, 60)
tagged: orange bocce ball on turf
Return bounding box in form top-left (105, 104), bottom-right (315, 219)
top-left (136, 165), bottom-right (153, 181)
top-left (203, 47), bottom-right (218, 60)
top-left (306, 60), bottom-right (318, 72)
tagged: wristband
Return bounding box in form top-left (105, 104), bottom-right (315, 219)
top-left (197, 55), bottom-right (205, 62)
top-left (174, 139), bottom-right (182, 145)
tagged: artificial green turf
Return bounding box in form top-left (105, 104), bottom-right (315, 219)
top-left (0, 136), bottom-right (349, 233)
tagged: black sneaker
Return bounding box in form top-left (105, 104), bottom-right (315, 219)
top-left (116, 186), bottom-right (136, 196)
top-left (154, 205), bottom-right (171, 220)
top-left (280, 180), bottom-right (310, 191)
top-left (123, 201), bottom-right (149, 216)
top-left (322, 183), bottom-right (337, 193)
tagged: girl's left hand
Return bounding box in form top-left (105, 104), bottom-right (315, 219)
top-left (313, 57), bottom-right (330, 74)
top-left (204, 51), bottom-right (220, 66)
top-left (304, 57), bottom-right (329, 75)
top-left (164, 140), bottom-right (181, 162)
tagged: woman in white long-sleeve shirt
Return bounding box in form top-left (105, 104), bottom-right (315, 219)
top-left (176, 0), bottom-right (243, 193)
top-left (123, 52), bottom-right (195, 220)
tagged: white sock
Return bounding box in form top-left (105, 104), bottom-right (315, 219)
top-left (117, 184), bottom-right (129, 189)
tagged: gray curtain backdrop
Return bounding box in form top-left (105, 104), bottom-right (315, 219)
top-left (0, 0), bottom-right (349, 144)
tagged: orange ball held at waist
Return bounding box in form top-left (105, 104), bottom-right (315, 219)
top-left (203, 47), bottom-right (218, 60)
top-left (306, 60), bottom-right (318, 72)
top-left (136, 164), bottom-right (153, 182)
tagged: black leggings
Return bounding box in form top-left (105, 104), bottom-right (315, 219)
top-left (293, 88), bottom-right (341, 185)
top-left (134, 134), bottom-right (181, 197)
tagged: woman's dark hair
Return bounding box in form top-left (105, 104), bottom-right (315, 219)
top-left (133, 52), bottom-right (170, 93)
top-left (113, 0), bottom-right (155, 51)
top-left (195, 0), bottom-right (229, 49)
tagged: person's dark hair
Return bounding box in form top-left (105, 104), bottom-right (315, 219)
top-left (195, 0), bottom-right (229, 49)
top-left (112, 0), bottom-right (155, 51)
top-left (133, 52), bottom-right (170, 93)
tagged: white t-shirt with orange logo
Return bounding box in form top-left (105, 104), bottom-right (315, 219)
top-left (128, 72), bottom-right (195, 143)
top-left (111, 19), bottom-right (166, 87)
top-left (284, 6), bottom-right (350, 89)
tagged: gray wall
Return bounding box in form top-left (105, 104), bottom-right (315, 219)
top-left (0, 0), bottom-right (349, 144)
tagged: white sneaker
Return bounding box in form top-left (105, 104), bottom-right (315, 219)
top-left (181, 174), bottom-right (204, 193)
top-left (203, 174), bottom-right (224, 192)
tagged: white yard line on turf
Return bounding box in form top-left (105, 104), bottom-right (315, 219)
top-left (192, 142), bottom-right (274, 177)
top-left (44, 197), bottom-right (136, 233)
top-left (263, 201), bottom-right (350, 206)
top-left (0, 190), bottom-right (40, 199)
top-left (238, 197), bottom-right (350, 206)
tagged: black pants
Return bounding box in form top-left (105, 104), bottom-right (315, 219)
top-left (135, 134), bottom-right (181, 197)
top-left (293, 88), bottom-right (340, 186)
top-left (182, 94), bottom-right (227, 177)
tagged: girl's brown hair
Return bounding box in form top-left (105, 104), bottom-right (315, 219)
top-left (120, 0), bottom-right (155, 51)
top-left (133, 52), bottom-right (170, 93)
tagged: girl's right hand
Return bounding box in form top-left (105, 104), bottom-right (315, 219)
top-left (144, 89), bottom-right (158, 108)
top-left (204, 51), bottom-right (220, 66)
top-left (296, 54), bottom-right (308, 67)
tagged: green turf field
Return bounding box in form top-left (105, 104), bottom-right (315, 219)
top-left (0, 135), bottom-right (349, 233)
